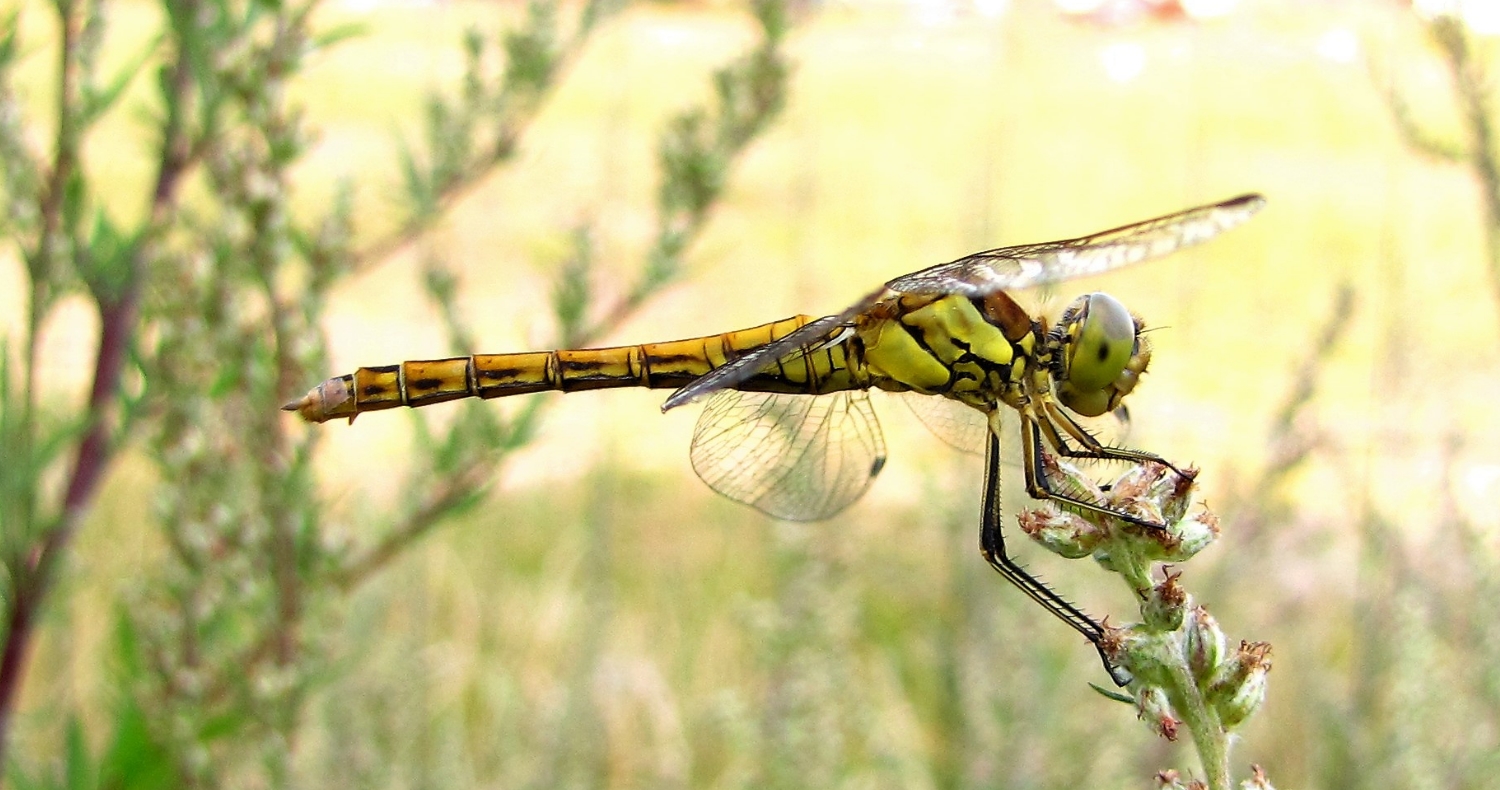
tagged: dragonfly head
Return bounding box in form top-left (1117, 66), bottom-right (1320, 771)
top-left (1052, 292), bottom-right (1150, 418)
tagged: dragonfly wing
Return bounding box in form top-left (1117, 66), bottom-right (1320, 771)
top-left (899, 391), bottom-right (988, 456)
top-left (660, 287), bottom-right (887, 412)
top-left (886, 193), bottom-right (1265, 297)
top-left (689, 389), bottom-right (887, 521)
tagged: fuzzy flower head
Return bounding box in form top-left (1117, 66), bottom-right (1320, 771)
top-left (1025, 456), bottom-right (1219, 573)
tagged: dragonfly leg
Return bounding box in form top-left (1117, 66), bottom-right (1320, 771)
top-left (1040, 400), bottom-right (1189, 477)
top-left (979, 432), bottom-right (1132, 686)
top-left (1019, 412), bottom-right (1170, 532)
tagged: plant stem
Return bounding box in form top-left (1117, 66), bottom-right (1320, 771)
top-left (1169, 657), bottom-right (1229, 790)
top-left (0, 0), bottom-right (197, 760)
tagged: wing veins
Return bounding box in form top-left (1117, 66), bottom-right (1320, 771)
top-left (886, 193), bottom-right (1265, 296)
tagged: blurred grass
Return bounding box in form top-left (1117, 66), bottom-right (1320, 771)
top-left (11, 0), bottom-right (1500, 786)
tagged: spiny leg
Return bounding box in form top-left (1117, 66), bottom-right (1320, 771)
top-left (1040, 399), bottom-right (1190, 478)
top-left (978, 432), bottom-right (1132, 686)
top-left (1020, 412), bottom-right (1168, 532)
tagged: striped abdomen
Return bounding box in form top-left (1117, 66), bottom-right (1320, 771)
top-left (283, 315), bottom-right (860, 423)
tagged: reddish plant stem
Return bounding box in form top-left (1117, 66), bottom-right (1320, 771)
top-left (0, 291), bottom-right (139, 741)
top-left (0, 3), bottom-right (197, 760)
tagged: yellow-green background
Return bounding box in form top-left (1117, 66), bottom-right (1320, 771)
top-left (8, 0), bottom-right (1499, 786)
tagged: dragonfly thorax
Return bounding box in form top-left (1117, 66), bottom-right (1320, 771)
top-left (855, 293), bottom-right (1038, 412)
top-left (1050, 292), bottom-right (1150, 418)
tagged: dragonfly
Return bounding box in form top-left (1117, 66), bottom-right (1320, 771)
top-left (285, 193), bottom-right (1266, 685)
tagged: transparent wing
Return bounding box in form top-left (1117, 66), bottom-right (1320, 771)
top-left (886, 193), bottom-right (1265, 297)
top-left (898, 393), bottom-right (1130, 461)
top-left (661, 288), bottom-right (886, 412)
top-left (899, 391), bottom-right (989, 456)
top-left (689, 389), bottom-right (887, 522)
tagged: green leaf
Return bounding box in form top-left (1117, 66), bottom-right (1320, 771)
top-left (423, 92), bottom-right (471, 191)
top-left (396, 134), bottom-right (436, 223)
top-left (502, 0), bottom-right (558, 97)
top-left (80, 208), bottom-right (139, 304)
top-left (312, 21), bottom-right (367, 49)
top-left (1089, 682), bottom-right (1136, 705)
top-left (64, 716), bottom-right (90, 790)
top-left (98, 697), bottom-right (177, 790)
top-left (550, 224), bottom-right (594, 347)
top-left (658, 110), bottom-right (721, 219)
top-left (752, 0), bottom-right (787, 43)
top-left (80, 33), bottom-right (162, 126)
top-left (0, 343), bottom-right (93, 554)
top-left (463, 25), bottom-right (483, 61)
top-left (60, 167), bottom-right (87, 240)
top-left (109, 607), bottom-right (144, 680)
top-left (0, 10), bottom-right (20, 66)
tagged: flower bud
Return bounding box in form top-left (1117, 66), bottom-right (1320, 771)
top-left (1135, 684), bottom-right (1181, 742)
top-left (1040, 453), bottom-right (1106, 506)
top-left (1209, 641), bottom-right (1272, 730)
top-left (1104, 625), bottom-right (1174, 689)
top-left (1184, 605), bottom-right (1226, 684)
top-left (1018, 508), bottom-right (1102, 558)
top-left (1141, 572), bottom-right (1189, 632)
top-left (1109, 460), bottom-right (1162, 500)
top-left (1161, 510), bottom-right (1219, 562)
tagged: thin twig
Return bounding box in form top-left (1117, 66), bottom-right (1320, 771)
top-left (352, 7), bottom-right (608, 271)
top-left (1430, 17), bottom-right (1500, 315)
top-left (329, 455), bottom-right (502, 590)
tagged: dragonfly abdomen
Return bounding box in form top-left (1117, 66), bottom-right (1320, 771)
top-left (283, 315), bottom-right (860, 423)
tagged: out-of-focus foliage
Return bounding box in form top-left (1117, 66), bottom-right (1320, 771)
top-left (4, 0), bottom-right (1500, 789)
top-left (1, 0), bottom-right (789, 785)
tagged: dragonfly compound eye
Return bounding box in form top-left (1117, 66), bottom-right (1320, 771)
top-left (1068, 292), bottom-right (1136, 392)
top-left (1056, 292), bottom-right (1145, 418)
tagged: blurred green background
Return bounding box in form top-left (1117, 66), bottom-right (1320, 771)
top-left (5, 0), bottom-right (1500, 787)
